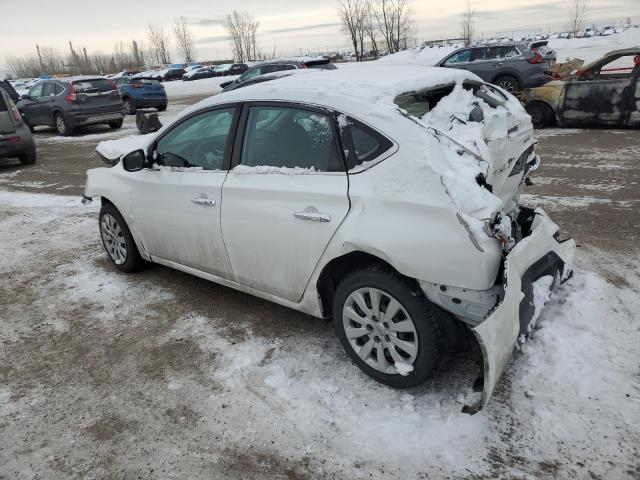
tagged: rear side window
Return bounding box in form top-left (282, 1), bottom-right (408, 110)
top-left (43, 83), bottom-right (56, 96)
top-left (54, 83), bottom-right (64, 94)
top-left (340, 117), bottom-right (393, 170)
top-left (240, 106), bottom-right (342, 171)
top-left (73, 79), bottom-right (116, 93)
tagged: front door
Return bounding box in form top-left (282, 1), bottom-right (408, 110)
top-left (221, 103), bottom-right (349, 302)
top-left (20, 82), bottom-right (48, 125)
top-left (129, 105), bottom-right (239, 278)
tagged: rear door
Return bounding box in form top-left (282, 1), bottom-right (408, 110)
top-left (221, 102), bottom-right (349, 302)
top-left (73, 78), bottom-right (122, 116)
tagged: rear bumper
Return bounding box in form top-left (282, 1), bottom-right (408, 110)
top-left (0, 126), bottom-right (35, 159)
top-left (132, 98), bottom-right (167, 108)
top-left (466, 208), bottom-right (575, 411)
top-left (67, 110), bottom-right (124, 127)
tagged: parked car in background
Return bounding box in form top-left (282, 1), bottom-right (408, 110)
top-left (437, 43), bottom-right (556, 92)
top-left (601, 26), bottom-right (617, 36)
top-left (182, 66), bottom-right (218, 81)
top-left (0, 88), bottom-right (36, 164)
top-left (221, 57), bottom-right (336, 91)
top-left (221, 69), bottom-right (317, 92)
top-left (212, 64), bottom-right (233, 76)
top-left (523, 47), bottom-right (640, 128)
top-left (17, 77), bottom-right (124, 136)
top-left (152, 68), bottom-right (186, 82)
top-left (0, 78), bottom-right (20, 103)
top-left (225, 63), bottom-right (250, 76)
top-left (114, 77), bottom-right (167, 115)
top-left (86, 66), bottom-right (575, 412)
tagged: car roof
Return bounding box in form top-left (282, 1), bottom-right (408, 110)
top-left (200, 65), bottom-right (478, 131)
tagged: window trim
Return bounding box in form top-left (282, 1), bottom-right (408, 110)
top-left (230, 101), bottom-right (348, 174)
top-left (148, 102), bottom-right (242, 172)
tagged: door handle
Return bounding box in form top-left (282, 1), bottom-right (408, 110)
top-left (493, 62), bottom-right (503, 66)
top-left (191, 197), bottom-right (216, 206)
top-left (293, 211), bottom-right (331, 222)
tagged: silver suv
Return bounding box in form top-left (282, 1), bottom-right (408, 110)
top-left (17, 77), bottom-right (124, 136)
top-left (0, 88), bottom-right (36, 164)
top-left (437, 43), bottom-right (557, 92)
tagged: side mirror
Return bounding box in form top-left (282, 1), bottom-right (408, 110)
top-left (122, 149), bottom-right (146, 172)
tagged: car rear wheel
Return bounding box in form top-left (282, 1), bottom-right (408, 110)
top-left (494, 75), bottom-right (521, 93)
top-left (157, 104), bottom-right (167, 112)
top-left (108, 119), bottom-right (124, 129)
top-left (99, 202), bottom-right (144, 273)
top-left (122, 99), bottom-right (136, 115)
top-left (333, 266), bottom-right (443, 388)
top-left (54, 113), bottom-right (72, 136)
top-left (525, 102), bottom-right (555, 128)
top-left (19, 148), bottom-right (36, 165)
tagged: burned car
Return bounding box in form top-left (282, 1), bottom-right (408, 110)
top-left (85, 67), bottom-right (575, 411)
top-left (524, 47), bottom-right (640, 127)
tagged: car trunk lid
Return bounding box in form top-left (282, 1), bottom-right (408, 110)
top-left (71, 78), bottom-right (122, 113)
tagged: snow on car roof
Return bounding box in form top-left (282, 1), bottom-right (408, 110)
top-left (204, 65), bottom-right (478, 115)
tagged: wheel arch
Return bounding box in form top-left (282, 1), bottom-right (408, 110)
top-left (316, 250), bottom-right (416, 318)
top-left (98, 194), bottom-right (151, 262)
top-left (490, 70), bottom-right (523, 87)
top-left (525, 99), bottom-right (558, 126)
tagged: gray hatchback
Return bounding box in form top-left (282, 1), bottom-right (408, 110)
top-left (17, 76), bottom-right (124, 136)
top-left (436, 43), bottom-right (556, 93)
top-left (0, 88), bottom-right (36, 165)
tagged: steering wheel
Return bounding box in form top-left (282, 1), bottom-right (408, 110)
top-left (194, 139), bottom-right (225, 168)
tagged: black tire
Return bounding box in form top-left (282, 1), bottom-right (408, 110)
top-left (157, 103), bottom-right (167, 112)
top-left (525, 102), bottom-right (555, 128)
top-left (18, 148), bottom-right (37, 165)
top-left (494, 75), bottom-right (521, 93)
top-left (54, 112), bottom-right (73, 136)
top-left (99, 202), bottom-right (145, 273)
top-left (122, 98), bottom-right (136, 115)
top-left (108, 119), bottom-right (124, 129)
top-left (332, 266), bottom-right (443, 388)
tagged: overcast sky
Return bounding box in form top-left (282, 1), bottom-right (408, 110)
top-left (1, 0), bottom-right (639, 63)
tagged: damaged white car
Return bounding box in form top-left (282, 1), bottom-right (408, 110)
top-left (84, 66), bottom-right (575, 411)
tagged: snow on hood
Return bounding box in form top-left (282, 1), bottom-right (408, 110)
top-left (96, 133), bottom-right (156, 160)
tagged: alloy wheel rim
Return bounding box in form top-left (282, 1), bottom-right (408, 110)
top-left (499, 80), bottom-right (514, 92)
top-left (100, 213), bottom-right (127, 265)
top-left (56, 116), bottom-right (65, 133)
top-left (342, 287), bottom-right (418, 374)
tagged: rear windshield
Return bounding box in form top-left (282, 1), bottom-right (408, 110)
top-left (394, 81), bottom-right (505, 118)
top-left (72, 79), bottom-right (116, 93)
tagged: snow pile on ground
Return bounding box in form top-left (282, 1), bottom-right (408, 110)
top-left (162, 75), bottom-right (239, 99)
top-left (550, 28), bottom-right (640, 63)
top-left (0, 188), bottom-right (638, 478)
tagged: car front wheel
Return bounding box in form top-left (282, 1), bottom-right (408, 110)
top-left (99, 203), bottom-right (144, 273)
top-left (525, 102), bottom-right (555, 128)
top-left (333, 266), bottom-right (443, 388)
top-left (122, 99), bottom-right (136, 115)
top-left (108, 119), bottom-right (124, 129)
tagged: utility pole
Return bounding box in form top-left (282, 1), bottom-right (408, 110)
top-left (36, 44), bottom-right (44, 75)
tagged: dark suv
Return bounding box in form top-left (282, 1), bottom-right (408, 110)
top-left (221, 57), bottom-right (336, 91)
top-left (436, 43), bottom-right (557, 92)
top-left (0, 88), bottom-right (36, 165)
top-left (17, 77), bottom-right (124, 136)
top-left (0, 79), bottom-right (20, 103)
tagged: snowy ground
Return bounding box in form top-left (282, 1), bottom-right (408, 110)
top-left (0, 97), bottom-right (639, 479)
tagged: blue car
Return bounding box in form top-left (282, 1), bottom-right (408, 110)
top-left (114, 77), bottom-right (167, 115)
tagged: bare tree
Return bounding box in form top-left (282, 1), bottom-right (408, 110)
top-left (372, 0), bottom-right (414, 53)
top-left (223, 10), bottom-right (260, 62)
top-left (461, 0), bottom-right (475, 47)
top-left (567, 0), bottom-right (589, 36)
top-left (173, 16), bottom-right (196, 63)
top-left (338, 0), bottom-right (367, 60)
top-left (147, 23), bottom-right (172, 65)
top-left (363, 4), bottom-right (379, 57)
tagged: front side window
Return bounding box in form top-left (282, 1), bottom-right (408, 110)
top-left (240, 106), bottom-right (341, 171)
top-left (241, 67), bottom-right (263, 81)
top-left (444, 49), bottom-right (471, 65)
top-left (155, 108), bottom-right (235, 170)
top-left (29, 83), bottom-right (43, 98)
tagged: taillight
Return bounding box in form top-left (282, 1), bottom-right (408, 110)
top-left (8, 102), bottom-right (21, 122)
top-left (65, 82), bottom-right (77, 102)
top-left (527, 49), bottom-right (544, 64)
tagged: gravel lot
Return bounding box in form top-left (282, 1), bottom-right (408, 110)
top-left (1, 95), bottom-right (639, 479)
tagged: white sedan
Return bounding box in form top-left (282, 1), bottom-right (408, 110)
top-left (85, 66), bottom-right (575, 411)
